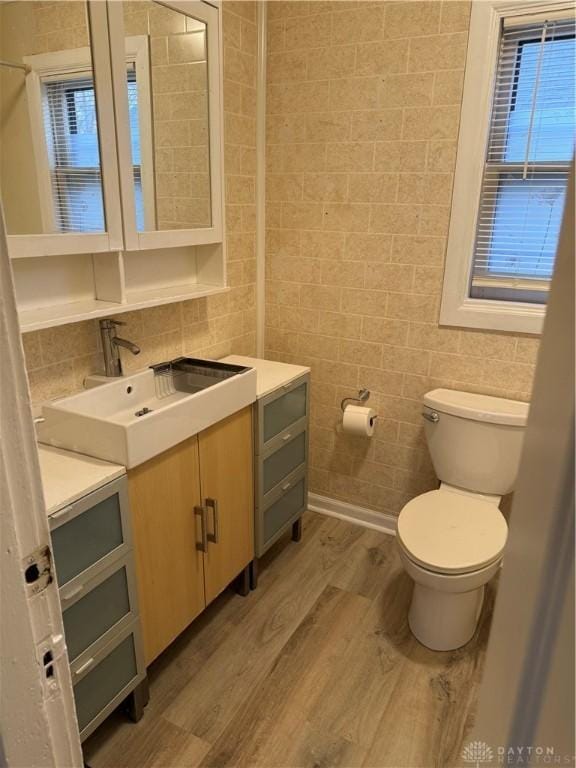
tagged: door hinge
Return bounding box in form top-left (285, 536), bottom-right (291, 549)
top-left (22, 544), bottom-right (53, 597)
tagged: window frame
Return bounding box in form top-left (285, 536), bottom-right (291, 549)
top-left (23, 35), bottom-right (155, 237)
top-left (440, 0), bottom-right (575, 335)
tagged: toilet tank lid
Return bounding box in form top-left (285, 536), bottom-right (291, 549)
top-left (423, 389), bottom-right (529, 426)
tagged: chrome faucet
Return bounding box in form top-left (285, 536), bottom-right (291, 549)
top-left (99, 318), bottom-right (141, 377)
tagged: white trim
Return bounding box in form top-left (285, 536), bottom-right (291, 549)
top-left (439, 0), bottom-right (574, 335)
top-left (21, 68), bottom-right (54, 232)
top-left (308, 492), bottom-right (397, 537)
top-left (107, 0), bottom-right (224, 251)
top-left (255, 1), bottom-right (266, 358)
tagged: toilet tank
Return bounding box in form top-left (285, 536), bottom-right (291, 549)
top-left (422, 389), bottom-right (529, 495)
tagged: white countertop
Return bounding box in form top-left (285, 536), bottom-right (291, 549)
top-left (221, 355), bottom-right (310, 398)
top-left (38, 444), bottom-right (125, 517)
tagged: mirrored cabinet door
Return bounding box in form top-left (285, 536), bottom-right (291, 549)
top-left (107, 0), bottom-right (224, 251)
top-left (0, 1), bottom-right (123, 257)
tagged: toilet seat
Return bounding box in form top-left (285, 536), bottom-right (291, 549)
top-left (397, 490), bottom-right (508, 576)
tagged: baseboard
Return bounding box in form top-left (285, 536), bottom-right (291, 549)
top-left (307, 493), bottom-right (397, 536)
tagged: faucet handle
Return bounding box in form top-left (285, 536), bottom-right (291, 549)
top-left (100, 318), bottom-right (125, 329)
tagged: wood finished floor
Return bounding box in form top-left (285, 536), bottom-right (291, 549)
top-left (84, 512), bottom-right (494, 768)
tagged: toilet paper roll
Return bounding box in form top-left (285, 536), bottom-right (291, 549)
top-left (342, 405), bottom-right (377, 437)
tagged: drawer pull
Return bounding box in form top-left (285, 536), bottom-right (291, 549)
top-left (282, 433), bottom-right (292, 442)
top-left (195, 506), bottom-right (207, 552)
top-left (75, 657), bottom-right (95, 676)
top-left (61, 584), bottom-right (85, 603)
top-left (50, 505), bottom-right (73, 521)
top-left (282, 482), bottom-right (291, 491)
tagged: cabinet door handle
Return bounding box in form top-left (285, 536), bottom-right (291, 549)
top-left (282, 433), bottom-right (292, 442)
top-left (50, 504), bottom-right (73, 521)
top-left (195, 506), bottom-right (207, 552)
top-left (282, 482), bottom-right (291, 491)
top-left (206, 498), bottom-right (219, 544)
top-left (75, 657), bottom-right (94, 676)
top-left (61, 584), bottom-right (84, 603)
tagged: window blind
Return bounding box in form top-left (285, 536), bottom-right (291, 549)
top-left (126, 66), bottom-right (145, 232)
top-left (42, 74), bottom-right (106, 233)
top-left (470, 16), bottom-right (575, 304)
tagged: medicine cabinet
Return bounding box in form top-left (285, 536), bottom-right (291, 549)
top-left (0, 0), bottom-right (225, 331)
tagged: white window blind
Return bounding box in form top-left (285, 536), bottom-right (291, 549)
top-left (41, 66), bottom-right (146, 234)
top-left (471, 16), bottom-right (575, 304)
top-left (42, 73), bottom-right (106, 233)
top-left (126, 65), bottom-right (145, 232)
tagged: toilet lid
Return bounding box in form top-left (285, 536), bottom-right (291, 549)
top-left (397, 490), bottom-right (508, 575)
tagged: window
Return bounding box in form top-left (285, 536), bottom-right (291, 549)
top-left (441, 2), bottom-right (575, 334)
top-left (42, 74), bottom-right (105, 232)
top-left (24, 38), bottom-right (154, 235)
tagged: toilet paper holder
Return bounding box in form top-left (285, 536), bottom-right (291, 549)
top-left (340, 388), bottom-right (371, 412)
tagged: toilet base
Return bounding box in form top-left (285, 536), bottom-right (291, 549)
top-left (408, 582), bottom-right (485, 651)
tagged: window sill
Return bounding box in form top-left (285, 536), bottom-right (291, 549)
top-left (439, 296), bottom-right (545, 335)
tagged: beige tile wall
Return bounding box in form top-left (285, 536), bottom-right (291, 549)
top-left (264, 0), bottom-right (540, 516)
top-left (20, 0), bottom-right (541, 520)
top-left (22, 1), bottom-right (257, 404)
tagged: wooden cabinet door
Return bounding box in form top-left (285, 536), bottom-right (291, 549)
top-left (128, 436), bottom-right (205, 665)
top-left (199, 406), bottom-right (254, 604)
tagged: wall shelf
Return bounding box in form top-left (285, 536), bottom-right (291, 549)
top-left (124, 283), bottom-right (228, 310)
top-left (18, 283), bottom-right (229, 332)
top-left (19, 299), bottom-right (125, 333)
top-left (14, 242), bottom-right (227, 333)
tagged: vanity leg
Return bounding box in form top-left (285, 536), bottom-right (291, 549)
top-left (249, 558), bottom-right (259, 590)
top-left (235, 565), bottom-right (250, 597)
top-left (292, 517), bottom-right (302, 543)
top-left (125, 676), bottom-right (149, 723)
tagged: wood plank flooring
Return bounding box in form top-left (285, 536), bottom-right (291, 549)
top-left (84, 512), bottom-right (494, 768)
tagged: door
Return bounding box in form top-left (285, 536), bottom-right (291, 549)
top-left (0, 189), bottom-right (82, 768)
top-left (128, 435), bottom-right (205, 665)
top-left (199, 406), bottom-right (254, 604)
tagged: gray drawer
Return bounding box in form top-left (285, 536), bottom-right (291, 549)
top-left (258, 467), bottom-right (307, 554)
top-left (73, 623), bottom-right (144, 741)
top-left (258, 376), bottom-right (309, 449)
top-left (49, 477), bottom-right (131, 587)
top-left (61, 557), bottom-right (138, 664)
top-left (260, 428), bottom-right (307, 498)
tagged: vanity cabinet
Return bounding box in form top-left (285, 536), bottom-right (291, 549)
top-left (199, 407), bottom-right (254, 605)
top-left (128, 406), bottom-right (254, 665)
top-left (126, 435), bottom-right (205, 665)
top-left (48, 476), bottom-right (147, 742)
top-left (0, 0), bottom-right (226, 331)
top-left (255, 375), bottom-right (310, 558)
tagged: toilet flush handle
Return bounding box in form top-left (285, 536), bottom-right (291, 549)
top-left (422, 410), bottom-right (440, 423)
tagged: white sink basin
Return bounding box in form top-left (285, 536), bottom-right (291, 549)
top-left (38, 360), bottom-right (256, 468)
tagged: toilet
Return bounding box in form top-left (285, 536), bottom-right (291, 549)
top-left (397, 388), bottom-right (529, 652)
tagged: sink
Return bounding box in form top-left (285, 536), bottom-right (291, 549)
top-left (38, 358), bottom-right (256, 468)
